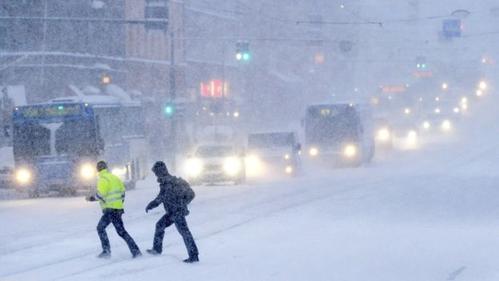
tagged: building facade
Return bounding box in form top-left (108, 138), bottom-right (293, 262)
top-left (0, 0), bottom-right (127, 102)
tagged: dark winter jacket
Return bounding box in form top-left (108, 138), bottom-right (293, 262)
top-left (146, 174), bottom-right (191, 217)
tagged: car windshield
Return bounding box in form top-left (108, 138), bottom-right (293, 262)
top-left (195, 146), bottom-right (234, 157)
top-left (248, 133), bottom-right (294, 149)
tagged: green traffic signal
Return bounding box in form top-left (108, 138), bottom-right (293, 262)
top-left (242, 52), bottom-right (251, 61)
top-left (164, 104), bottom-right (175, 117)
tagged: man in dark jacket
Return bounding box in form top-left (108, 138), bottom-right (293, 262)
top-left (145, 161), bottom-right (199, 263)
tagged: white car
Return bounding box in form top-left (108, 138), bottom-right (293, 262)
top-left (183, 144), bottom-right (246, 185)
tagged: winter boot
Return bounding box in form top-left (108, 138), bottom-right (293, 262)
top-left (183, 255), bottom-right (199, 263)
top-left (97, 250), bottom-right (111, 259)
top-left (132, 250), bottom-right (142, 259)
top-left (146, 249), bottom-right (161, 256)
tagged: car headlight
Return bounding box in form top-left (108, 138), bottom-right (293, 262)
top-left (15, 168), bottom-right (32, 185)
top-left (406, 130), bottom-right (418, 146)
top-left (309, 147), bottom-right (319, 157)
top-left (284, 154), bottom-right (290, 160)
top-left (285, 165), bottom-right (293, 174)
top-left (422, 121), bottom-right (431, 130)
top-left (111, 166), bottom-right (127, 178)
top-left (376, 128), bottom-right (391, 142)
top-left (245, 154), bottom-right (263, 176)
top-left (223, 157), bottom-right (242, 176)
top-left (441, 120), bottom-right (452, 131)
top-left (184, 158), bottom-right (203, 178)
top-left (80, 163), bottom-right (96, 180)
top-left (343, 144), bottom-right (357, 158)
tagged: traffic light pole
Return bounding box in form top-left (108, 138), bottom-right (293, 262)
top-left (169, 31), bottom-right (177, 172)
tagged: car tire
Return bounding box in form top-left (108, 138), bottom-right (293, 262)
top-left (28, 190), bottom-right (40, 198)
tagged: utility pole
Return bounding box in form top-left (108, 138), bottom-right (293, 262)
top-left (40, 0), bottom-right (48, 93)
top-left (169, 30), bottom-right (177, 171)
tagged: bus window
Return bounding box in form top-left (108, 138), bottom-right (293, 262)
top-left (95, 107), bottom-right (124, 144)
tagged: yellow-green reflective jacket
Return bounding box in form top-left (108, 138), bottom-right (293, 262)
top-left (96, 169), bottom-right (125, 210)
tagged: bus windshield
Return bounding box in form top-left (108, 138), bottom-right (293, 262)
top-left (305, 105), bottom-right (361, 144)
top-left (13, 105), bottom-right (99, 159)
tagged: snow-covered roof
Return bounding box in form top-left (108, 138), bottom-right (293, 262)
top-left (3, 85), bottom-right (27, 106)
top-left (49, 95), bottom-right (140, 107)
top-left (105, 84), bottom-right (132, 102)
top-left (248, 131), bottom-right (296, 136)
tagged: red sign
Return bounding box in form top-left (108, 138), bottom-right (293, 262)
top-left (381, 85), bottom-right (407, 94)
top-left (414, 71), bottom-right (433, 78)
top-left (200, 80), bottom-right (228, 98)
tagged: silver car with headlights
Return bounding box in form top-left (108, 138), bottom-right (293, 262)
top-left (390, 121), bottom-right (420, 150)
top-left (246, 132), bottom-right (301, 177)
top-left (183, 144), bottom-right (246, 185)
top-left (374, 118), bottom-right (394, 150)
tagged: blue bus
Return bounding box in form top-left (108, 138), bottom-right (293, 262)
top-left (12, 96), bottom-right (148, 197)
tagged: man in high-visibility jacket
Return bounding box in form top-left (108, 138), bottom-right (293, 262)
top-left (86, 161), bottom-right (141, 258)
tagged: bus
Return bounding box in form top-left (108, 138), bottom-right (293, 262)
top-left (12, 95), bottom-right (148, 197)
top-left (304, 103), bottom-right (375, 166)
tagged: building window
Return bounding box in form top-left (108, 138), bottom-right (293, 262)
top-left (0, 26), bottom-right (7, 50)
top-left (145, 0), bottom-right (168, 31)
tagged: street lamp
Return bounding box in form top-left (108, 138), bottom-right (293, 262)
top-left (479, 81), bottom-right (488, 90)
top-left (101, 74), bottom-right (111, 85)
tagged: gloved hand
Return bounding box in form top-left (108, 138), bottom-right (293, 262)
top-left (145, 202), bottom-right (154, 213)
top-left (86, 195), bottom-right (96, 202)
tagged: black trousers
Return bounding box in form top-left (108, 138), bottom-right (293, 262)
top-left (153, 214), bottom-right (199, 257)
top-left (97, 209), bottom-right (140, 255)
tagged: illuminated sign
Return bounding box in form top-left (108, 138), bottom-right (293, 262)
top-left (414, 71), bottom-right (433, 78)
top-left (18, 104), bottom-right (83, 118)
top-left (200, 80), bottom-right (229, 98)
top-left (381, 85), bottom-right (407, 94)
top-left (308, 106), bottom-right (340, 117)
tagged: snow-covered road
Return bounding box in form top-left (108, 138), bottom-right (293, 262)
top-left (2, 99), bottom-right (499, 281)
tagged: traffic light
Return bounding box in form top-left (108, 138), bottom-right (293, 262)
top-left (415, 56), bottom-right (427, 69)
top-left (164, 103), bottom-right (175, 117)
top-left (236, 41), bottom-right (251, 62)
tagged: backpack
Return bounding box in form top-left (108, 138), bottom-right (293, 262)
top-left (174, 176), bottom-right (195, 204)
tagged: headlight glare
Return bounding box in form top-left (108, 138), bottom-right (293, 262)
top-left (224, 157), bottom-right (242, 176)
top-left (111, 167), bottom-right (127, 178)
top-left (309, 147), bottom-right (319, 157)
top-left (15, 168), bottom-right (32, 185)
top-left (441, 120), bottom-right (452, 131)
top-left (406, 130), bottom-right (418, 147)
top-left (245, 154), bottom-right (263, 176)
top-left (376, 128), bottom-right (391, 142)
top-left (80, 163), bottom-right (96, 180)
top-left (184, 158), bottom-right (203, 178)
top-left (343, 144), bottom-right (357, 158)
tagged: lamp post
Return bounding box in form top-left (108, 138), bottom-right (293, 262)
top-left (169, 30), bottom-right (177, 172)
